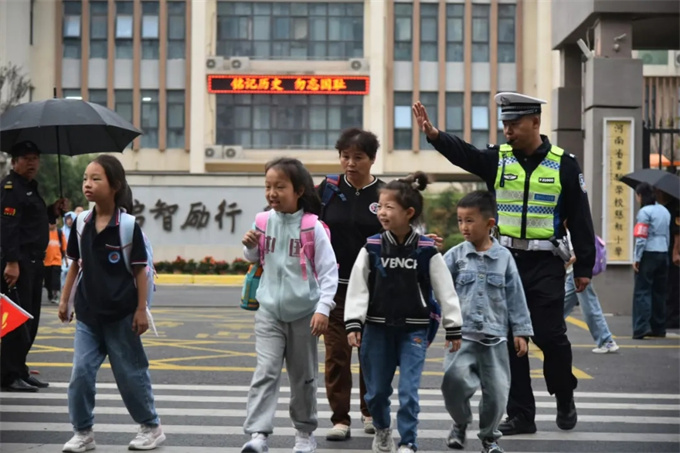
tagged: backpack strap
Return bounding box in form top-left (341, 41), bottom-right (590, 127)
top-left (300, 213), bottom-right (319, 281)
top-left (320, 175), bottom-right (346, 217)
top-left (255, 212), bottom-right (269, 265)
top-left (119, 211), bottom-right (136, 276)
top-left (75, 210), bottom-right (92, 263)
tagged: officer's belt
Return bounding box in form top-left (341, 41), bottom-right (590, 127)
top-left (499, 236), bottom-right (554, 251)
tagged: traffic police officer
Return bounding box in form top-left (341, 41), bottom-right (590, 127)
top-left (413, 93), bottom-right (595, 435)
top-left (1, 141), bottom-right (66, 392)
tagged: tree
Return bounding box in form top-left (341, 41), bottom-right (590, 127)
top-left (0, 62), bottom-right (33, 177)
top-left (36, 154), bottom-right (92, 209)
top-left (423, 187), bottom-right (466, 252)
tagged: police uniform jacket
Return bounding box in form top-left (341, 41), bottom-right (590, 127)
top-left (428, 133), bottom-right (596, 279)
top-left (344, 230), bottom-right (462, 340)
top-left (0, 170), bottom-right (56, 262)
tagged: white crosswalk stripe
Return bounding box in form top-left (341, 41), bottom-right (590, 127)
top-left (1, 383), bottom-right (678, 453)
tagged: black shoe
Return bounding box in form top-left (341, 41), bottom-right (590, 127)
top-left (556, 397), bottom-right (577, 430)
top-left (2, 378), bottom-right (38, 392)
top-left (648, 331), bottom-right (666, 338)
top-left (498, 416), bottom-right (537, 436)
top-left (632, 331), bottom-right (652, 340)
top-left (23, 375), bottom-right (49, 388)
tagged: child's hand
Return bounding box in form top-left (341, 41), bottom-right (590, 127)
top-left (242, 230), bottom-right (261, 249)
top-left (132, 308), bottom-right (149, 336)
top-left (446, 339), bottom-right (461, 352)
top-left (514, 336), bottom-right (528, 357)
top-left (347, 331), bottom-right (362, 348)
top-left (425, 233), bottom-right (444, 249)
top-left (57, 298), bottom-right (72, 323)
top-left (310, 313), bottom-right (328, 337)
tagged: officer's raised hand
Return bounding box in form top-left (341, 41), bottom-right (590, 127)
top-left (412, 102), bottom-right (439, 141)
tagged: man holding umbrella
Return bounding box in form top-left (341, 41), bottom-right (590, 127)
top-left (1, 140), bottom-right (67, 392)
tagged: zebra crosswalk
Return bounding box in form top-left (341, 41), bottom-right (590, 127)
top-left (1, 383), bottom-right (678, 453)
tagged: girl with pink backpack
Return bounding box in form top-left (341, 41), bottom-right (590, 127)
top-left (240, 158), bottom-right (339, 453)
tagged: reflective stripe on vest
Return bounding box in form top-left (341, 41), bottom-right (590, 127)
top-left (494, 144), bottom-right (564, 239)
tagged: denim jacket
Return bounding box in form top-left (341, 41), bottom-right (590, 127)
top-left (443, 238), bottom-right (534, 338)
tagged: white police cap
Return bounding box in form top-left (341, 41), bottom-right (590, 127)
top-left (495, 92), bottom-right (547, 121)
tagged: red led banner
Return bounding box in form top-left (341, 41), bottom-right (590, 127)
top-left (207, 75), bottom-right (370, 95)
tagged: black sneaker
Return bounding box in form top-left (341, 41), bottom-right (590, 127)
top-left (482, 438), bottom-right (505, 453)
top-left (446, 423), bottom-right (466, 449)
top-left (556, 396), bottom-right (577, 430)
top-left (498, 416), bottom-right (537, 436)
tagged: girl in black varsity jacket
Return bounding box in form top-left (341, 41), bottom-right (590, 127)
top-left (344, 172), bottom-right (462, 453)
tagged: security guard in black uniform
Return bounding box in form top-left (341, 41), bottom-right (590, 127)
top-left (1, 141), bottom-right (66, 392)
top-left (414, 93), bottom-right (595, 435)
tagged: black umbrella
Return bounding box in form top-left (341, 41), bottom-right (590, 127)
top-left (0, 98), bottom-right (141, 195)
top-left (620, 168), bottom-right (680, 200)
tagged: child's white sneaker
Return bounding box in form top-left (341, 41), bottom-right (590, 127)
top-left (293, 431), bottom-right (317, 453)
top-left (592, 341), bottom-right (619, 354)
top-left (62, 429), bottom-right (96, 452)
top-left (128, 424), bottom-right (166, 450)
top-left (372, 428), bottom-right (395, 453)
top-left (397, 445), bottom-right (416, 453)
top-left (242, 433), bottom-right (269, 453)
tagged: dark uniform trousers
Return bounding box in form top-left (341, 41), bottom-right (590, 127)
top-left (506, 250), bottom-right (578, 422)
top-left (323, 284), bottom-right (370, 426)
top-left (1, 254), bottom-right (45, 385)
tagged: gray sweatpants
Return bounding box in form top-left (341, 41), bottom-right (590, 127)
top-left (441, 340), bottom-right (510, 441)
top-left (243, 309), bottom-right (319, 435)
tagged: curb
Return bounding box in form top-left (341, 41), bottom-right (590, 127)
top-left (156, 274), bottom-right (245, 286)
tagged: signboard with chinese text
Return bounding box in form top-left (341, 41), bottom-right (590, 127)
top-left (207, 75), bottom-right (370, 95)
top-left (602, 118), bottom-right (635, 264)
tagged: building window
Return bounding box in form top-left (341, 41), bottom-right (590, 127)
top-left (471, 4), bottom-right (489, 63)
top-left (89, 89), bottom-right (108, 107)
top-left (216, 2), bottom-right (363, 60)
top-left (446, 4), bottom-right (464, 62)
top-left (63, 89), bottom-right (82, 100)
top-left (446, 92), bottom-right (464, 137)
top-left (419, 92), bottom-right (437, 149)
top-left (89, 1), bottom-right (108, 58)
top-left (141, 90), bottom-right (159, 148)
top-left (115, 89), bottom-right (133, 123)
top-left (394, 4), bottom-right (412, 61)
top-left (216, 94), bottom-right (363, 149)
top-left (498, 4), bottom-right (515, 63)
top-left (393, 92), bottom-right (412, 150)
top-left (167, 1), bottom-right (186, 59)
top-left (167, 90), bottom-right (185, 148)
top-left (142, 1), bottom-right (159, 59)
top-left (471, 92), bottom-right (490, 149)
top-left (63, 1), bottom-right (82, 58)
top-left (115, 1), bottom-right (133, 59)
top-left (420, 4), bottom-right (437, 62)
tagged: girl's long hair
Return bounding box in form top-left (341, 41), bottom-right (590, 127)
top-left (264, 158), bottom-right (321, 215)
top-left (92, 154), bottom-right (133, 213)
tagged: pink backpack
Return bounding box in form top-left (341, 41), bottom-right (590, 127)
top-left (255, 211), bottom-right (331, 280)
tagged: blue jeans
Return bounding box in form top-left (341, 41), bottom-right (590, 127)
top-left (633, 252), bottom-right (668, 337)
top-left (564, 273), bottom-right (613, 348)
top-left (68, 315), bottom-right (160, 431)
top-left (360, 324), bottom-right (428, 449)
top-left (442, 340), bottom-right (510, 441)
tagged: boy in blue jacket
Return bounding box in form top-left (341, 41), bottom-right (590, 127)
top-left (442, 191), bottom-right (533, 453)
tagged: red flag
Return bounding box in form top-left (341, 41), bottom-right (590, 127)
top-left (1, 293), bottom-right (33, 337)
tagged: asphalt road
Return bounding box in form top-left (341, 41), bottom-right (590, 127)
top-left (1, 286), bottom-right (678, 452)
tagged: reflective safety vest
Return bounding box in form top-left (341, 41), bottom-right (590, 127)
top-left (494, 144), bottom-right (564, 239)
